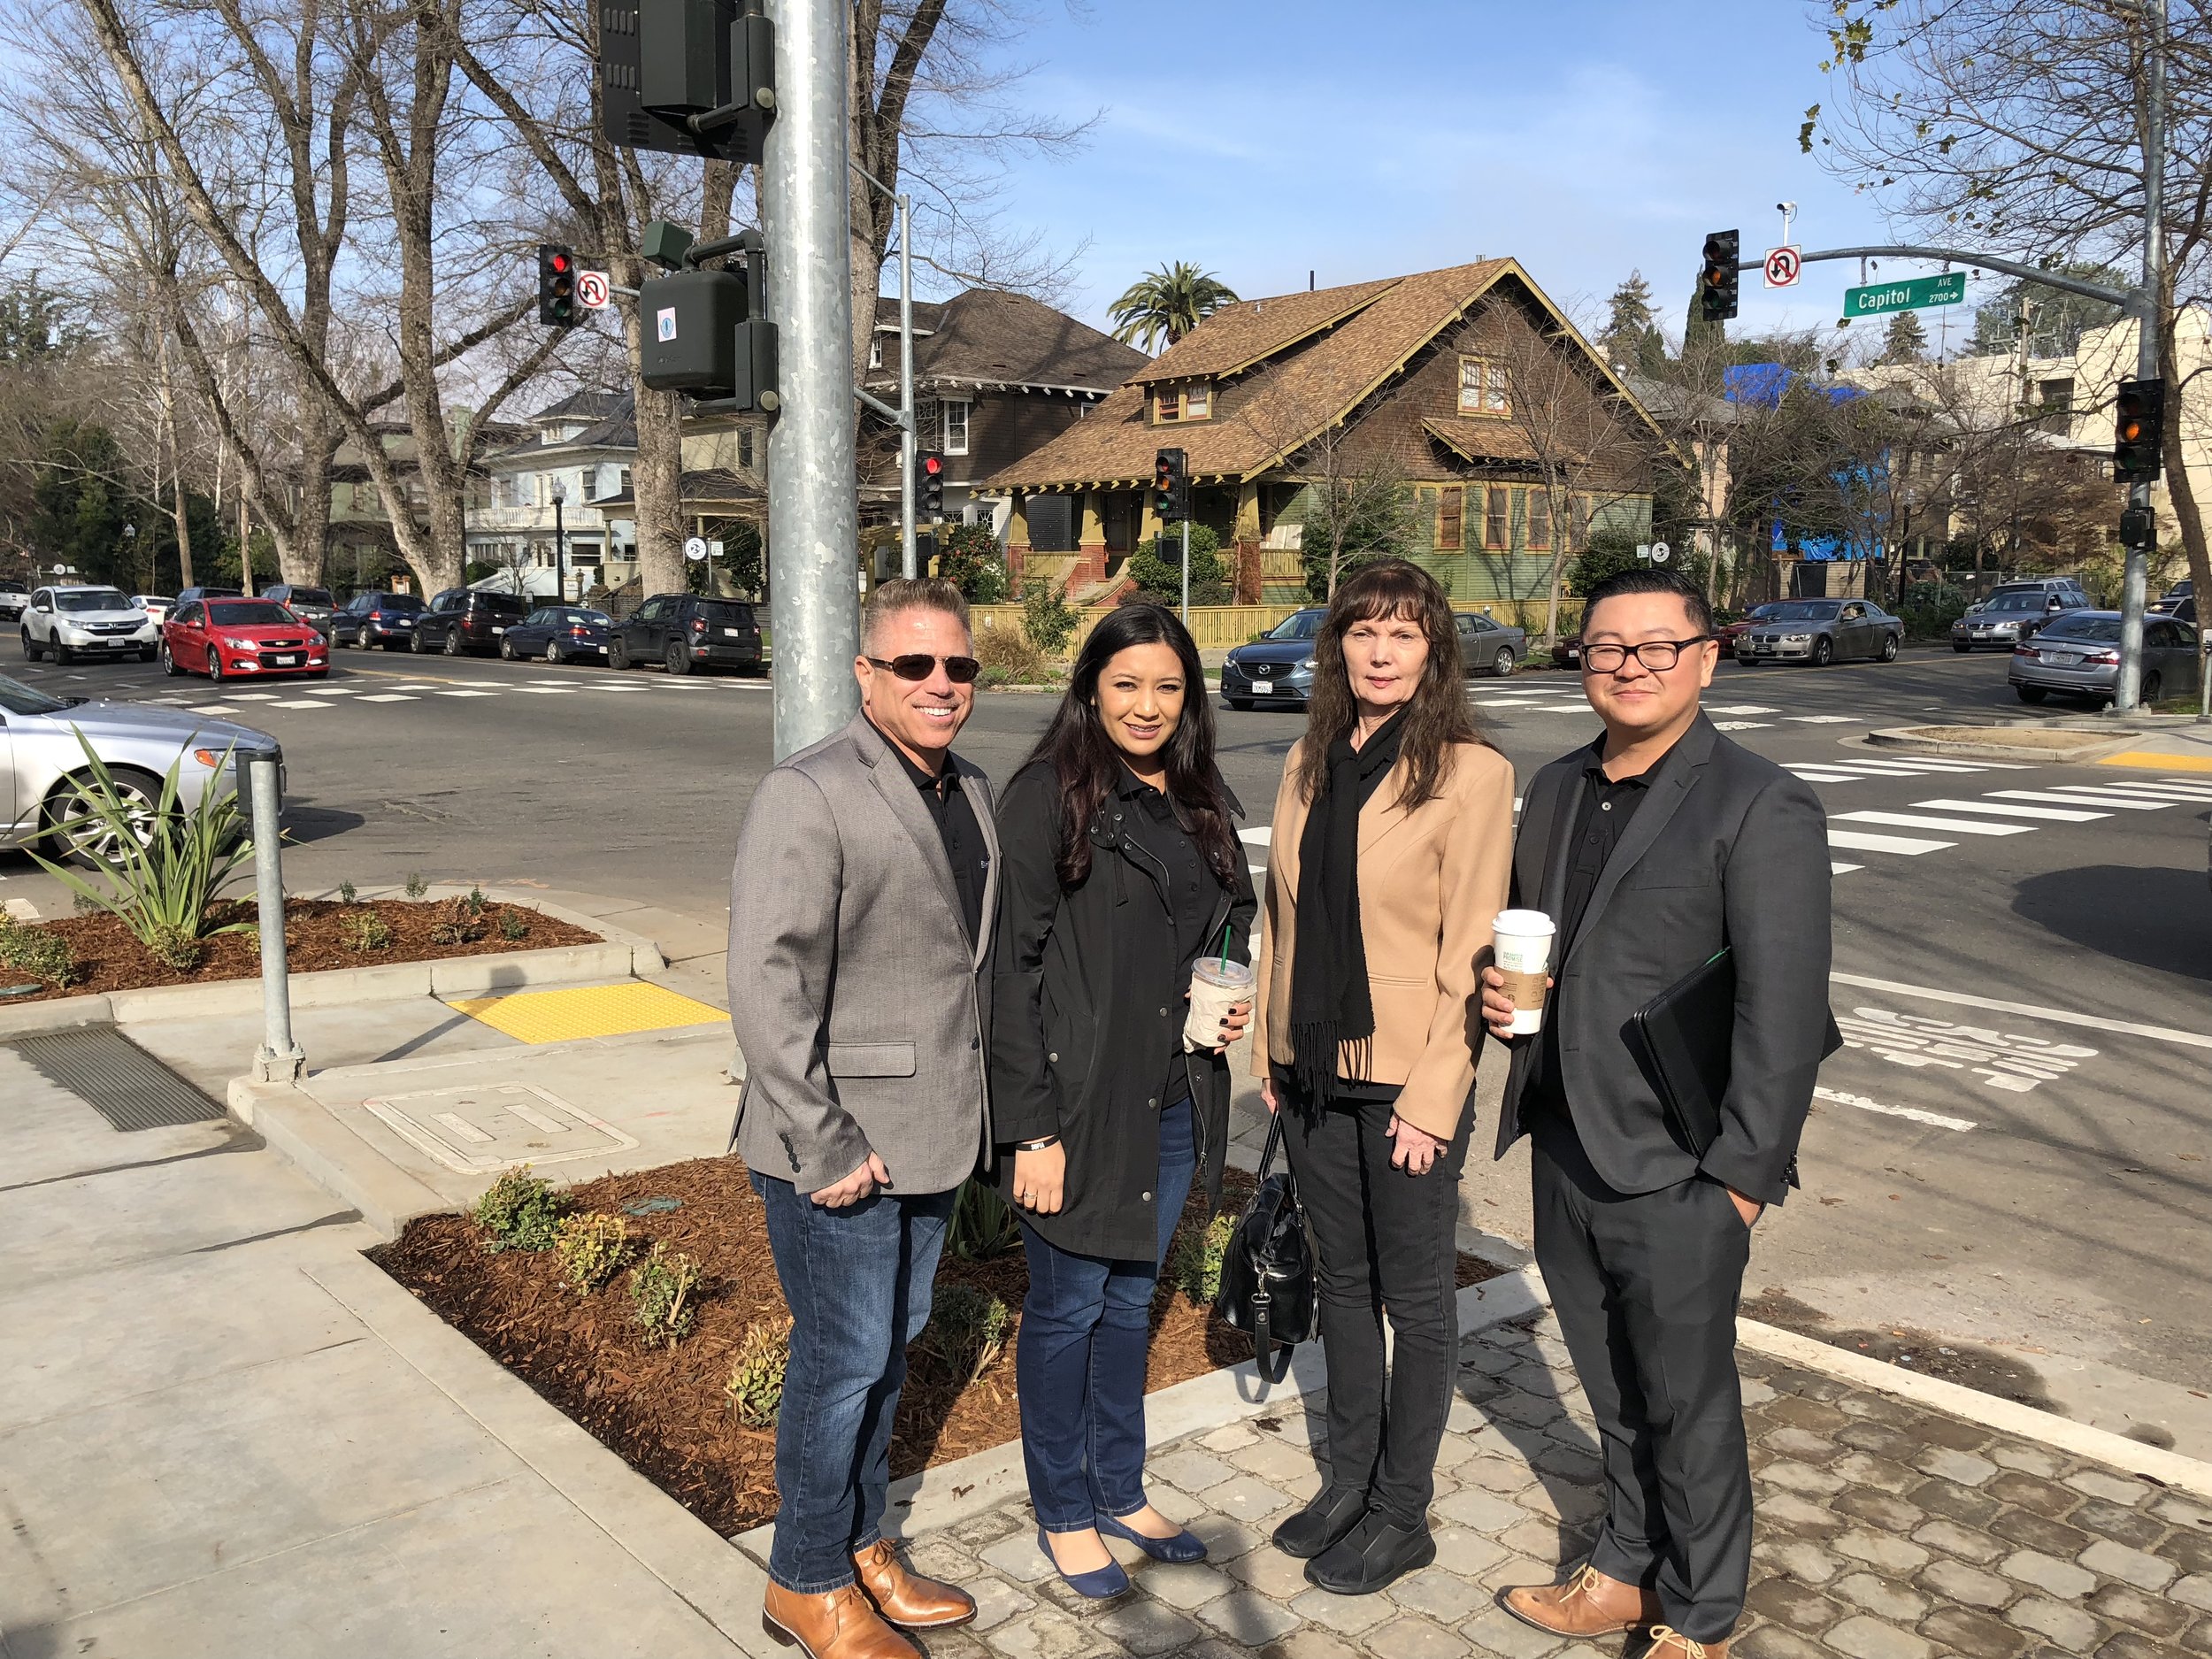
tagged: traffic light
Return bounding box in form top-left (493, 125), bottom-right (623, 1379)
top-left (1154, 447), bottom-right (1188, 522)
top-left (538, 244), bottom-right (578, 326)
top-left (601, 0), bottom-right (776, 162)
top-left (920, 451), bottom-right (945, 518)
top-left (1697, 230), bottom-right (1740, 323)
top-left (2114, 378), bottom-right (2165, 482)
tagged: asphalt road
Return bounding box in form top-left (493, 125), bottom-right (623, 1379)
top-left (5, 641), bottom-right (2208, 1442)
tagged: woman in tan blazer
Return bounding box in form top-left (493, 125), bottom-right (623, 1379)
top-left (1252, 559), bottom-right (1514, 1596)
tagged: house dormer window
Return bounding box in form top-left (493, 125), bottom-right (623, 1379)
top-left (1458, 356), bottom-right (1509, 417)
top-left (1154, 381), bottom-right (1213, 423)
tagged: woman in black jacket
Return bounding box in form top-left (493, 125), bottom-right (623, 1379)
top-left (992, 603), bottom-right (1258, 1599)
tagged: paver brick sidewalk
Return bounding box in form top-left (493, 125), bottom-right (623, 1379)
top-left (898, 1312), bottom-right (2212, 1659)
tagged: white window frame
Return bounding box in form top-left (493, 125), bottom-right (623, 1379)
top-left (942, 397), bottom-right (971, 456)
top-left (1183, 381), bottom-right (1210, 420)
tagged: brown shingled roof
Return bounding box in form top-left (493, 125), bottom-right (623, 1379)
top-left (864, 288), bottom-right (1147, 394)
top-left (1129, 276), bottom-right (1402, 386)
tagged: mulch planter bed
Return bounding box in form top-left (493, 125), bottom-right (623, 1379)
top-left (373, 1156), bottom-right (1502, 1538)
top-left (0, 898), bottom-right (598, 1005)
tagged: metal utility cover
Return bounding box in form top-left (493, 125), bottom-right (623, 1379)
top-left (361, 1083), bottom-right (641, 1176)
top-left (7, 1028), bottom-right (226, 1132)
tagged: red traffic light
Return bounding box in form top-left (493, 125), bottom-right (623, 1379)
top-left (549, 250), bottom-right (571, 274)
top-left (922, 454), bottom-right (945, 478)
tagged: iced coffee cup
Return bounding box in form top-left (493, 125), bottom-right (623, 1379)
top-left (1185, 958), bottom-right (1256, 1051)
top-left (1492, 910), bottom-right (1557, 1035)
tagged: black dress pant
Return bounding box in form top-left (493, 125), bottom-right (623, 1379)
top-left (1279, 1082), bottom-right (1470, 1527)
top-left (1529, 1121), bottom-right (1754, 1644)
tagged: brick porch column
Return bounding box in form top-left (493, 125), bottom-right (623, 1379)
top-left (1076, 490), bottom-right (1108, 586)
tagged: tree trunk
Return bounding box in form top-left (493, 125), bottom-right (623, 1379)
top-left (2157, 322), bottom-right (2212, 631)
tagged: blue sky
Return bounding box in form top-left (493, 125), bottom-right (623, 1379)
top-left (966, 0), bottom-right (1992, 351)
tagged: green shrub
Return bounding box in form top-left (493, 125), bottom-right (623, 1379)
top-left (429, 894), bottom-right (485, 946)
top-left (404, 872), bottom-right (428, 900)
top-left (1125, 524), bottom-right (1231, 606)
top-left (338, 879), bottom-right (357, 904)
top-left (936, 522), bottom-right (1011, 603)
top-left (497, 907), bottom-right (529, 942)
top-left (921, 1284), bottom-right (1010, 1386)
top-left (974, 626), bottom-right (1049, 685)
top-left (1020, 573), bottom-right (1079, 659)
top-left (474, 1167), bottom-right (568, 1252)
top-left (342, 910), bottom-right (395, 952)
top-left (1169, 1210), bottom-right (1237, 1305)
top-left (0, 915), bottom-right (79, 988)
top-left (725, 1314), bottom-right (795, 1425)
top-left (554, 1211), bottom-right (631, 1293)
top-left (948, 1177), bottom-right (1019, 1261)
top-left (630, 1243), bottom-right (704, 1348)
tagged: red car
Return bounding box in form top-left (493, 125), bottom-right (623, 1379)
top-left (1715, 603), bottom-right (1783, 653)
top-left (161, 596), bottom-right (329, 683)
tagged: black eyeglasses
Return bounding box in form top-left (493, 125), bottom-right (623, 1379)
top-left (1580, 636), bottom-right (1710, 674)
top-left (866, 653), bottom-right (981, 684)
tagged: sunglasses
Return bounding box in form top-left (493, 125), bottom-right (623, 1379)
top-left (866, 653), bottom-right (981, 684)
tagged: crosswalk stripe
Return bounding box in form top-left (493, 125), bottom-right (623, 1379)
top-left (1986, 788), bottom-right (2170, 810)
top-left (2065, 781), bottom-right (2212, 801)
top-left (1832, 810), bottom-right (2032, 837)
top-left (1830, 862), bottom-right (1863, 875)
top-left (1828, 827), bottom-right (1955, 854)
top-left (2036, 784), bottom-right (2208, 803)
top-left (267, 699), bottom-right (332, 710)
top-left (1912, 797), bottom-right (2108, 822)
top-left (1789, 715), bottom-right (1857, 724)
top-left (435, 689), bottom-right (499, 698)
top-left (358, 694), bottom-right (419, 703)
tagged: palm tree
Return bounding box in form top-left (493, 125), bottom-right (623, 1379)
top-left (1108, 262), bottom-right (1240, 354)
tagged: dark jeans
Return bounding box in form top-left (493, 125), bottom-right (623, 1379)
top-left (1279, 1084), bottom-right (1471, 1527)
top-left (751, 1171), bottom-right (959, 1593)
top-left (1530, 1128), bottom-right (1754, 1644)
top-left (1017, 1098), bottom-right (1195, 1532)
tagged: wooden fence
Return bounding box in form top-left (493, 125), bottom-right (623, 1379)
top-left (970, 596), bottom-right (1586, 657)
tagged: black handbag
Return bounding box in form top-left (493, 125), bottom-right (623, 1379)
top-left (1213, 1113), bottom-right (1319, 1383)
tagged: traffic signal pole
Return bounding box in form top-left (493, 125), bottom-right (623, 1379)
top-left (763, 0), bottom-right (860, 759)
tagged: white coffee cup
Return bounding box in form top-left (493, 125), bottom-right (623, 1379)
top-left (1492, 909), bottom-right (1557, 1035)
top-left (1185, 958), bottom-right (1256, 1051)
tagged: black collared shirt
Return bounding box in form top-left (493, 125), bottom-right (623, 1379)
top-left (872, 719), bottom-right (987, 946)
top-left (1117, 767), bottom-right (1217, 1105)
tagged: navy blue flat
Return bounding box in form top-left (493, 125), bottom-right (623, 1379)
top-left (1097, 1510), bottom-right (1208, 1564)
top-left (1036, 1527), bottom-right (1130, 1598)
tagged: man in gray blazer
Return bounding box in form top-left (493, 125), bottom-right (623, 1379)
top-left (1479, 568), bottom-right (1832, 1659)
top-left (729, 578), bottom-right (999, 1659)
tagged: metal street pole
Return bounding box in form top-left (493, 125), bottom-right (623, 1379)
top-left (1179, 519), bottom-right (1190, 625)
top-left (248, 753), bottom-right (303, 1083)
top-left (552, 488), bottom-right (568, 603)
top-left (765, 0), bottom-right (859, 759)
top-left (2116, 0), bottom-right (2166, 713)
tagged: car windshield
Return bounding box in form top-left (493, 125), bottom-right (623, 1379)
top-left (1763, 602), bottom-right (1840, 622)
top-left (284, 588), bottom-right (333, 606)
top-left (1988, 594), bottom-right (2043, 612)
top-left (1267, 611), bottom-right (1324, 641)
top-left (2036, 615), bottom-right (2123, 642)
top-left (0, 674), bottom-right (69, 715)
top-left (55, 589), bottom-right (130, 613)
top-left (374, 593), bottom-right (426, 611)
top-left (208, 601), bottom-right (296, 626)
top-left (475, 593), bottom-right (528, 614)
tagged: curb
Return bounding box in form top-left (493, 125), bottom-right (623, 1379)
top-left (0, 886), bottom-right (664, 1041)
top-left (1864, 724), bottom-right (2144, 764)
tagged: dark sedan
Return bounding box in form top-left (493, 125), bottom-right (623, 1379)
top-left (332, 591), bottom-right (426, 649)
top-left (500, 606), bottom-right (613, 664)
top-left (1220, 609), bottom-right (1325, 709)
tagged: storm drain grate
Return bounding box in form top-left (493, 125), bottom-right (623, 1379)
top-left (6, 1029), bottom-right (227, 1132)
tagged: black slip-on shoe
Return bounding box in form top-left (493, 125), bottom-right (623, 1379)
top-left (1303, 1512), bottom-right (1436, 1595)
top-left (1271, 1486), bottom-right (1370, 1560)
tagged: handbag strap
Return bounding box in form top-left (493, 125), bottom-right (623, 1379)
top-left (1249, 1284), bottom-right (1295, 1384)
top-left (1255, 1108), bottom-right (1286, 1179)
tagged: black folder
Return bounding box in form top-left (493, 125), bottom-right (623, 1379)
top-left (1631, 948), bottom-right (1737, 1158)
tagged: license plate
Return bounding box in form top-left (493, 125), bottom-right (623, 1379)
top-left (1254, 680), bottom-right (1277, 693)
top-left (1755, 643), bottom-right (1775, 653)
top-left (724, 627), bottom-right (743, 637)
top-left (2042, 650), bottom-right (2083, 666)
top-left (273, 654), bottom-right (300, 665)
top-left (491, 626), bottom-right (505, 634)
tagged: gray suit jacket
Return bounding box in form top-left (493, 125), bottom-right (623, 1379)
top-left (1494, 715), bottom-right (1832, 1205)
top-left (727, 713), bottom-right (1000, 1195)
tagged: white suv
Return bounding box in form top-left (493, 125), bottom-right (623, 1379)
top-left (19, 585), bottom-right (161, 664)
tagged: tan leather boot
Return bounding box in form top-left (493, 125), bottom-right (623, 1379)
top-left (760, 1580), bottom-right (918, 1659)
top-left (1645, 1626), bottom-right (1729, 1658)
top-left (851, 1539), bottom-right (977, 1630)
top-left (1501, 1563), bottom-right (1663, 1636)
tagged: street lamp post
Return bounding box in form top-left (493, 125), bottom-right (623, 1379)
top-left (549, 480), bottom-right (568, 603)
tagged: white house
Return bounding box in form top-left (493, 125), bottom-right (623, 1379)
top-left (465, 392), bottom-right (639, 599)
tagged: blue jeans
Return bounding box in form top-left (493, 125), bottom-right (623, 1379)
top-left (1017, 1098), bottom-right (1195, 1532)
top-left (751, 1171), bottom-right (958, 1593)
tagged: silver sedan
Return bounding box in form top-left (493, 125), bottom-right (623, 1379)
top-left (0, 676), bottom-right (280, 855)
top-left (2008, 611), bottom-right (2202, 707)
top-left (1737, 598), bottom-right (1904, 665)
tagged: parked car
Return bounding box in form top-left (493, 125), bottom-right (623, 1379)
top-left (18, 584), bottom-right (162, 664)
top-left (1987, 576), bottom-right (2090, 604)
top-left (0, 580), bottom-right (27, 622)
top-left (132, 595), bottom-right (177, 625)
top-left (261, 583), bottom-right (336, 634)
top-left (1219, 608), bottom-right (1324, 709)
top-left (331, 590), bottom-right (426, 649)
top-left (173, 585), bottom-right (245, 609)
top-left (1716, 603), bottom-right (1784, 652)
top-left (0, 672), bottom-right (280, 857)
top-left (2150, 579), bottom-right (2194, 617)
top-left (608, 593), bottom-right (764, 674)
top-left (2008, 610), bottom-right (2202, 707)
top-left (411, 587), bottom-right (530, 657)
top-left (1454, 611), bottom-right (1528, 677)
top-left (501, 606), bottom-right (613, 664)
top-left (161, 597), bottom-right (329, 683)
top-left (1952, 588), bottom-right (2085, 651)
top-left (1738, 598), bottom-right (1904, 665)
top-left (1550, 630), bottom-right (1582, 670)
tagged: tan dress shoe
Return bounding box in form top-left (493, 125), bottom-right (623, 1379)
top-left (1646, 1626), bottom-right (1728, 1658)
top-left (761, 1580), bottom-right (918, 1659)
top-left (851, 1539), bottom-right (977, 1630)
top-left (1501, 1563), bottom-right (1664, 1636)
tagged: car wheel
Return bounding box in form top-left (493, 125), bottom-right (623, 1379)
top-left (208, 648), bottom-right (226, 683)
top-left (42, 767), bottom-right (165, 865)
top-left (2142, 671), bottom-right (2164, 704)
top-left (160, 641), bottom-right (183, 677)
top-left (443, 630), bottom-right (464, 657)
top-left (2016, 684), bottom-right (2048, 704)
top-left (1226, 697), bottom-right (1252, 711)
top-left (410, 628), bottom-right (426, 653)
top-left (139, 644), bottom-right (157, 663)
top-left (545, 640), bottom-right (565, 665)
top-left (20, 627), bottom-right (39, 662)
top-left (500, 636), bottom-right (518, 660)
top-left (665, 641), bottom-right (691, 675)
top-left (1811, 636), bottom-right (1834, 667)
top-left (1952, 641), bottom-right (1970, 654)
top-left (1879, 633), bottom-right (1900, 663)
top-left (609, 635), bottom-right (631, 670)
top-left (1491, 648), bottom-right (1517, 678)
top-left (52, 639), bottom-right (72, 665)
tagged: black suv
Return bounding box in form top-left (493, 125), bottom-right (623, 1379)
top-left (610, 594), bottom-right (764, 675)
top-left (262, 583), bottom-right (336, 633)
top-left (411, 588), bottom-right (530, 657)
top-left (333, 590), bottom-right (426, 649)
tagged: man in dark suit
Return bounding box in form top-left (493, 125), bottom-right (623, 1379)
top-left (1479, 567), bottom-right (1832, 1659)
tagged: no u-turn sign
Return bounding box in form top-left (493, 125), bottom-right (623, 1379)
top-left (1764, 246), bottom-right (1802, 288)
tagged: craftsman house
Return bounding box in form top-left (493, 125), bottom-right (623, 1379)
top-left (979, 259), bottom-right (1667, 604)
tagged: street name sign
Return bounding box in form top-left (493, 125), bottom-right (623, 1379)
top-left (1843, 272), bottom-right (1966, 319)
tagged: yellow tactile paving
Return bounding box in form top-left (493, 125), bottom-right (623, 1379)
top-left (448, 981), bottom-right (728, 1044)
top-left (2097, 750), bottom-right (2212, 772)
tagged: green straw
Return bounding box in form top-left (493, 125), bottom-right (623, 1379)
top-left (1218, 920), bottom-right (1233, 971)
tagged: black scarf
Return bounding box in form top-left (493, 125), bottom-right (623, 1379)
top-left (1289, 709), bottom-right (1408, 1106)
